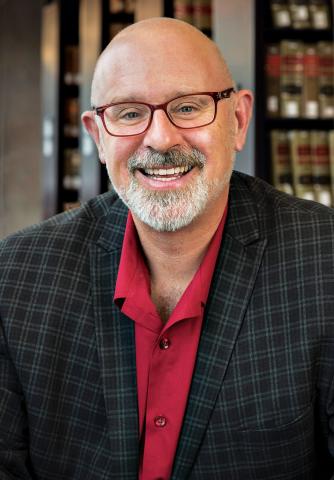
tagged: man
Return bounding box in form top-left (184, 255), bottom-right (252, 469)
top-left (0, 17), bottom-right (333, 480)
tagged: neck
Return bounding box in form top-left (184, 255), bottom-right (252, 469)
top-left (132, 190), bottom-right (228, 324)
top-left (132, 190), bottom-right (228, 283)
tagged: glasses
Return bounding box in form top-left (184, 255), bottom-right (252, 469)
top-left (94, 88), bottom-right (235, 137)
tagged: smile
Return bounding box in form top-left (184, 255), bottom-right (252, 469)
top-left (139, 165), bottom-right (193, 182)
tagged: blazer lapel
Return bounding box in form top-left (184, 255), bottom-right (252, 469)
top-left (90, 200), bottom-right (139, 477)
top-left (172, 174), bottom-right (268, 479)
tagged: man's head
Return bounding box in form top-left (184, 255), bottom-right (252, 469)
top-left (82, 18), bottom-right (253, 232)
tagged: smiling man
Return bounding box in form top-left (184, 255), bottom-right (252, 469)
top-left (1, 17), bottom-right (334, 480)
top-left (83, 20), bottom-right (243, 239)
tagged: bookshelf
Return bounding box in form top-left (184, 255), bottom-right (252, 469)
top-left (41, 0), bottom-right (81, 217)
top-left (255, 0), bottom-right (334, 206)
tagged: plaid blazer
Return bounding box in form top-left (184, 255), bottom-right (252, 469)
top-left (0, 171), bottom-right (334, 479)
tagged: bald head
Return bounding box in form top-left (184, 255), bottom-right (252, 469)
top-left (91, 17), bottom-right (234, 107)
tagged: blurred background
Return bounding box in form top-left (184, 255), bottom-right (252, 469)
top-left (0, 0), bottom-right (333, 238)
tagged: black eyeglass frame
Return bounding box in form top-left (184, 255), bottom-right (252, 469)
top-left (93, 87), bottom-right (236, 137)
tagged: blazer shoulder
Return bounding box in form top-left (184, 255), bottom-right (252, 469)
top-left (232, 171), bottom-right (334, 223)
top-left (230, 171), bottom-right (334, 252)
top-left (0, 191), bottom-right (127, 261)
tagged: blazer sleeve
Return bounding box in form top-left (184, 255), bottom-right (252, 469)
top-left (0, 319), bottom-right (34, 479)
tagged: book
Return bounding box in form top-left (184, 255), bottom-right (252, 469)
top-left (109, 0), bottom-right (134, 15)
top-left (64, 98), bottom-right (79, 138)
top-left (109, 0), bottom-right (125, 14)
top-left (265, 44), bottom-right (281, 117)
top-left (318, 41), bottom-right (334, 119)
top-left (309, 0), bottom-right (331, 30)
top-left (64, 45), bottom-right (80, 86)
top-left (280, 40), bottom-right (304, 118)
top-left (174, 0), bottom-right (193, 24)
top-left (288, 0), bottom-right (311, 29)
top-left (270, 130), bottom-right (294, 194)
top-left (329, 130), bottom-right (334, 205)
top-left (289, 130), bottom-right (315, 201)
top-left (270, 0), bottom-right (292, 28)
top-left (63, 149), bottom-right (81, 191)
top-left (192, 0), bottom-right (212, 31)
top-left (302, 44), bottom-right (319, 118)
top-left (310, 130), bottom-right (332, 206)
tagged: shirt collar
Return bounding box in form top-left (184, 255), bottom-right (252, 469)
top-left (114, 206), bottom-right (228, 324)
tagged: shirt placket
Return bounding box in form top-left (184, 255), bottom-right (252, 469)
top-left (141, 321), bottom-right (178, 479)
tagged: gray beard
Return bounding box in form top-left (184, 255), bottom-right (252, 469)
top-left (110, 148), bottom-right (230, 232)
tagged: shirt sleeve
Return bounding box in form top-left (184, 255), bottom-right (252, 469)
top-left (0, 318), bottom-right (34, 479)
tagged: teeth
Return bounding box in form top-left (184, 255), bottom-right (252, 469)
top-left (143, 165), bottom-right (191, 176)
top-left (156, 176), bottom-right (176, 182)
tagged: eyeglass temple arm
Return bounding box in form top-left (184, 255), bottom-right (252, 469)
top-left (217, 88), bottom-right (235, 100)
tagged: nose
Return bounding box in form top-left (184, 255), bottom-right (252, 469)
top-left (142, 109), bottom-right (183, 153)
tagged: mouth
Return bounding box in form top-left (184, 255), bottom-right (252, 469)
top-left (138, 165), bottom-right (194, 182)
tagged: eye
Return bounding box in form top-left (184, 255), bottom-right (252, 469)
top-left (107, 104), bottom-right (149, 124)
top-left (172, 102), bottom-right (201, 116)
top-left (179, 105), bottom-right (197, 113)
top-left (118, 108), bottom-right (145, 121)
top-left (121, 111), bottom-right (140, 119)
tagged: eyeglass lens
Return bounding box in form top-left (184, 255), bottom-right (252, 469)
top-left (103, 94), bottom-right (216, 136)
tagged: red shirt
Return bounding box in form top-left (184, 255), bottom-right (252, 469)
top-left (114, 209), bottom-right (227, 479)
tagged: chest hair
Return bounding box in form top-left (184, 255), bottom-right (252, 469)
top-left (151, 283), bottom-right (186, 324)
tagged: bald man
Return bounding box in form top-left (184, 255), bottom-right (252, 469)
top-left (0, 18), bottom-right (334, 480)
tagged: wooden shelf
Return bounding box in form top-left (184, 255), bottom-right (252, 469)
top-left (255, 0), bottom-right (334, 185)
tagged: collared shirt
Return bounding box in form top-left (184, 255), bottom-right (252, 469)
top-left (114, 208), bottom-right (227, 479)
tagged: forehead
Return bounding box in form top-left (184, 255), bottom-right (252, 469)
top-left (95, 37), bottom-right (223, 104)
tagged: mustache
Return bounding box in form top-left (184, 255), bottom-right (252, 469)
top-left (128, 147), bottom-right (206, 173)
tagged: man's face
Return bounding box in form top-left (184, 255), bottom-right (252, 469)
top-left (84, 33), bottom-right (250, 232)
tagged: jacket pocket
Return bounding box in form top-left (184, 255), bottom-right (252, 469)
top-left (192, 403), bottom-right (317, 479)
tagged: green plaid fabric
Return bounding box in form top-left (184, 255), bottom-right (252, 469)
top-left (0, 172), bottom-right (334, 479)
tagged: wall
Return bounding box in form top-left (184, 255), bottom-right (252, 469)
top-left (0, 0), bottom-right (42, 238)
top-left (213, 0), bottom-right (255, 176)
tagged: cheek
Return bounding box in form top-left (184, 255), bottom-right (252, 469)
top-left (105, 139), bottom-right (139, 181)
top-left (187, 127), bottom-right (232, 165)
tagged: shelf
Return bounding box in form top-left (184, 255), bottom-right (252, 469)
top-left (108, 11), bottom-right (135, 23)
top-left (264, 118), bottom-right (334, 130)
top-left (255, 0), bottom-right (334, 205)
top-left (63, 83), bottom-right (80, 96)
top-left (264, 27), bottom-right (333, 42)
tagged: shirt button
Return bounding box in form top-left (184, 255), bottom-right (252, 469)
top-left (154, 416), bottom-right (167, 427)
top-left (159, 337), bottom-right (170, 350)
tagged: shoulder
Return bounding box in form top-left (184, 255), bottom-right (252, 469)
top-left (0, 191), bottom-right (128, 269)
top-left (231, 171), bottom-right (334, 229)
top-left (229, 171), bottom-right (334, 268)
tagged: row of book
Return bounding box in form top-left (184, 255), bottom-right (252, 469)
top-left (271, 129), bottom-right (334, 207)
top-left (270, 0), bottom-right (332, 30)
top-left (266, 40), bottom-right (334, 119)
top-left (174, 0), bottom-right (212, 31)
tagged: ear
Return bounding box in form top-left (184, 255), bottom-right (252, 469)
top-left (233, 90), bottom-right (253, 152)
top-left (81, 111), bottom-right (106, 164)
